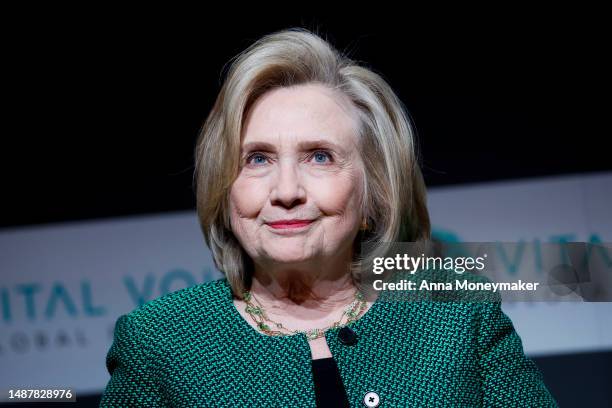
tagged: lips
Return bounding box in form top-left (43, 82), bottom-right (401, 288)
top-left (266, 219), bottom-right (314, 229)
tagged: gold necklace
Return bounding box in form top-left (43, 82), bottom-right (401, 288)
top-left (242, 289), bottom-right (367, 340)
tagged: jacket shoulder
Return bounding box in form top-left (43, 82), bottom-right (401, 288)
top-left (123, 277), bottom-right (231, 333)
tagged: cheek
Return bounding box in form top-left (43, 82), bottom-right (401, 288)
top-left (310, 171), bottom-right (363, 218)
top-left (229, 175), bottom-right (267, 220)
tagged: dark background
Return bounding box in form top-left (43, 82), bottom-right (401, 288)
top-left (1, 7), bottom-right (610, 407)
top-left (2, 8), bottom-right (609, 231)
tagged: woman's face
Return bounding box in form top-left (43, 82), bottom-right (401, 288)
top-left (229, 83), bottom-right (365, 269)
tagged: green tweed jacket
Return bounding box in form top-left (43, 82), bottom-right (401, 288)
top-left (100, 273), bottom-right (558, 407)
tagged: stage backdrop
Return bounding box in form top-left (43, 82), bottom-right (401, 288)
top-left (1, 172), bottom-right (611, 396)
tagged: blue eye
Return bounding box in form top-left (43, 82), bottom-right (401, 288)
top-left (247, 153), bottom-right (268, 165)
top-left (312, 151), bottom-right (332, 164)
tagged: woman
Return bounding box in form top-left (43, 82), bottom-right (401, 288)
top-left (100, 28), bottom-right (558, 407)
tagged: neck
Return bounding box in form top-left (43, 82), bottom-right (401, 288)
top-left (250, 246), bottom-right (356, 303)
top-left (246, 251), bottom-right (360, 323)
top-left (246, 272), bottom-right (358, 332)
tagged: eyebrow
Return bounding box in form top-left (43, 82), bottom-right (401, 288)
top-left (241, 139), bottom-right (347, 154)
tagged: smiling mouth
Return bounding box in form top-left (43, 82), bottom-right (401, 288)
top-left (266, 220), bottom-right (314, 230)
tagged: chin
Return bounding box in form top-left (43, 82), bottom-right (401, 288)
top-left (263, 245), bottom-right (318, 265)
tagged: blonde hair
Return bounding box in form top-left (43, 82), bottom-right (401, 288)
top-left (194, 27), bottom-right (431, 297)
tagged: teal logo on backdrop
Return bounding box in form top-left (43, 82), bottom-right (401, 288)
top-left (0, 267), bottom-right (220, 324)
top-left (431, 228), bottom-right (612, 275)
top-left (124, 268), bottom-right (221, 307)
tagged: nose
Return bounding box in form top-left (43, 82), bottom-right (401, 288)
top-left (270, 159), bottom-right (306, 208)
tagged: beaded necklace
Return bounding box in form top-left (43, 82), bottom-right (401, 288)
top-left (242, 289), bottom-right (367, 340)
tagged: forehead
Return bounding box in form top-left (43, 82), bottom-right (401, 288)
top-left (241, 83), bottom-right (360, 148)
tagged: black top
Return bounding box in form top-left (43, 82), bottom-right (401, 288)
top-left (311, 357), bottom-right (350, 408)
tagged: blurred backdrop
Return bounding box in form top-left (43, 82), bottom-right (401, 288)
top-left (1, 8), bottom-right (610, 407)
